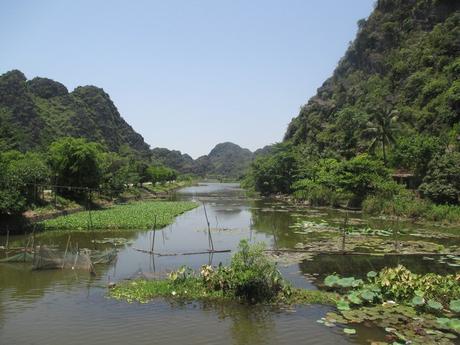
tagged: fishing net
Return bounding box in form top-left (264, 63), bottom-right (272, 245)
top-left (1, 244), bottom-right (117, 272)
top-left (91, 249), bottom-right (118, 264)
top-left (32, 246), bottom-right (117, 271)
top-left (0, 252), bottom-right (34, 263)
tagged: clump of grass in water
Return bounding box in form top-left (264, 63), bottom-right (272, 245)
top-left (110, 240), bottom-right (337, 305)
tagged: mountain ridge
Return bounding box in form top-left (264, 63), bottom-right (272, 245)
top-left (0, 69), bottom-right (151, 156)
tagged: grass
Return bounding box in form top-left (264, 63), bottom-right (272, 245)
top-left (110, 278), bottom-right (338, 305)
top-left (39, 200), bottom-right (197, 231)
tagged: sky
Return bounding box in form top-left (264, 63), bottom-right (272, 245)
top-left (1, 0), bottom-right (374, 158)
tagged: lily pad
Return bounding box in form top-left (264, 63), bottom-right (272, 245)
top-left (343, 328), bottom-right (356, 335)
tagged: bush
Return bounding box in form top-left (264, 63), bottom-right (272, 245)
top-left (201, 241), bottom-right (285, 303)
top-left (419, 152), bottom-right (460, 204)
top-left (292, 179), bottom-right (348, 207)
top-left (228, 240), bottom-right (284, 302)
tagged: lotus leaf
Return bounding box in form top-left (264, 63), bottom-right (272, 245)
top-left (337, 299), bottom-right (351, 311)
top-left (338, 277), bottom-right (356, 288)
top-left (427, 299), bottom-right (443, 310)
top-left (348, 292), bottom-right (362, 305)
top-left (324, 274), bottom-right (340, 287)
top-left (367, 271), bottom-right (377, 279)
top-left (411, 296), bottom-right (425, 306)
top-left (449, 300), bottom-right (460, 313)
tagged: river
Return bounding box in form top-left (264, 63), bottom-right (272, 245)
top-left (1, 183), bottom-right (458, 345)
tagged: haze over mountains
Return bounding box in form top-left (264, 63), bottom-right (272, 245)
top-left (0, 70), bottom-right (257, 178)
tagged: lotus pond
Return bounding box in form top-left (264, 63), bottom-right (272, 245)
top-left (0, 183), bottom-right (459, 345)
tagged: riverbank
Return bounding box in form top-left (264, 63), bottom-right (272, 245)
top-left (259, 193), bottom-right (460, 227)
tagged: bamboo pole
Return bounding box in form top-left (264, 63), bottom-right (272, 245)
top-left (133, 247), bottom-right (231, 256)
top-left (202, 202), bottom-right (214, 251)
top-left (151, 215), bottom-right (157, 252)
top-left (62, 235), bottom-right (71, 269)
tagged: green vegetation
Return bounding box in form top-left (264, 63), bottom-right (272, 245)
top-left (0, 70), bottom-right (150, 154)
top-left (40, 200), bottom-right (197, 231)
top-left (49, 137), bottom-right (103, 200)
top-left (0, 134), bottom-right (193, 221)
top-left (244, 0), bottom-right (460, 222)
top-left (152, 142), bottom-right (254, 179)
top-left (320, 266), bottom-right (460, 343)
top-left (110, 240), bottom-right (337, 305)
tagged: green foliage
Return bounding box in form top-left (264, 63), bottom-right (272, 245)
top-left (450, 300), bottom-right (460, 313)
top-left (243, 143), bottom-right (298, 195)
top-left (389, 134), bottom-right (444, 181)
top-left (419, 152), bottom-right (460, 204)
top-left (292, 154), bottom-right (390, 207)
top-left (146, 165), bottom-right (177, 184)
top-left (203, 240), bottom-right (285, 303)
top-left (48, 137), bottom-right (103, 199)
top-left (229, 240), bottom-right (284, 302)
top-left (325, 265), bottom-right (460, 312)
top-left (0, 150), bottom-right (49, 215)
top-left (40, 200), bottom-right (197, 231)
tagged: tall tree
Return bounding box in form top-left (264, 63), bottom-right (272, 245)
top-left (366, 109), bottom-right (398, 165)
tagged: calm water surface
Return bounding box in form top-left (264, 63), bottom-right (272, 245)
top-left (1, 183), bottom-right (457, 345)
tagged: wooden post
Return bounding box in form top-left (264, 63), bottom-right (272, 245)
top-left (87, 190), bottom-right (96, 249)
top-left (151, 215), bottom-right (157, 252)
top-left (202, 202), bottom-right (214, 251)
top-left (392, 205), bottom-right (400, 253)
top-left (5, 226), bottom-right (9, 250)
top-left (341, 212), bottom-right (348, 253)
top-left (394, 215), bottom-right (400, 253)
top-left (272, 224), bottom-right (278, 249)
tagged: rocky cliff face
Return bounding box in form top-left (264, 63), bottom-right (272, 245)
top-left (0, 70), bottom-right (150, 156)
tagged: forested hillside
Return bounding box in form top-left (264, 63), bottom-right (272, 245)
top-left (244, 0), bottom-right (460, 218)
top-left (285, 0), bottom-right (459, 156)
top-left (0, 70), bottom-right (150, 156)
top-left (152, 142), bottom-right (254, 179)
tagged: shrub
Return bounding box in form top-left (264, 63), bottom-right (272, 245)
top-left (228, 240), bottom-right (284, 302)
top-left (419, 152), bottom-right (460, 204)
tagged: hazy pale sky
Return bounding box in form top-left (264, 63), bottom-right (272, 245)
top-left (1, 0), bottom-right (374, 158)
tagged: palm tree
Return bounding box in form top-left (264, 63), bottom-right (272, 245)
top-left (366, 109), bottom-right (398, 165)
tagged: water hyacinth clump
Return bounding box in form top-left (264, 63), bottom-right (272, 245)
top-left (40, 201), bottom-right (197, 231)
top-left (110, 240), bottom-right (337, 305)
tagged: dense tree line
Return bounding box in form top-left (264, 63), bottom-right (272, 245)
top-left (0, 137), bottom-right (178, 216)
